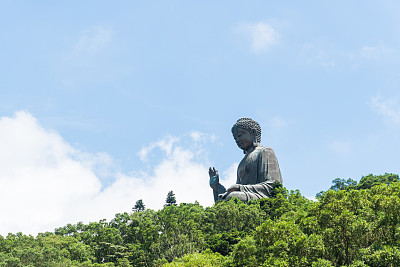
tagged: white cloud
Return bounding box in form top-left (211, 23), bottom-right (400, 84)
top-left (137, 136), bottom-right (179, 161)
top-left (0, 111), bottom-right (102, 235)
top-left (64, 26), bottom-right (113, 65)
top-left (359, 45), bottom-right (388, 61)
top-left (73, 26), bottom-right (112, 56)
top-left (221, 162), bottom-right (239, 187)
top-left (301, 42), bottom-right (391, 69)
top-left (370, 94), bottom-right (400, 124)
top-left (300, 43), bottom-right (336, 68)
top-left (235, 22), bottom-right (280, 53)
top-left (190, 131), bottom-right (217, 143)
top-left (93, 146), bottom-right (213, 218)
top-left (60, 25), bottom-right (133, 84)
top-left (0, 112), bottom-right (234, 236)
top-left (190, 131), bottom-right (205, 142)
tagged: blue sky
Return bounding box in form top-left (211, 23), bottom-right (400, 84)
top-left (1, 1), bottom-right (400, 235)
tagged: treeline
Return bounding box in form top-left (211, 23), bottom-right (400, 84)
top-left (1, 174), bottom-right (400, 266)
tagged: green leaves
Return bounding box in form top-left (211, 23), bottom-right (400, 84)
top-left (206, 231), bottom-right (243, 256)
top-left (133, 199), bottom-right (146, 212)
top-left (4, 174), bottom-right (400, 266)
top-left (164, 191), bottom-right (177, 207)
top-left (253, 219), bottom-right (324, 266)
top-left (164, 249), bottom-right (225, 267)
top-left (0, 233), bottom-right (95, 267)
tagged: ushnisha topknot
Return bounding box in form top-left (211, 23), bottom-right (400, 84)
top-left (231, 117), bottom-right (261, 143)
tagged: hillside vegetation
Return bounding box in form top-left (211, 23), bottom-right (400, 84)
top-left (1, 173), bottom-right (400, 267)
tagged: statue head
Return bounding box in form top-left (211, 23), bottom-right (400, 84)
top-left (231, 118), bottom-right (261, 152)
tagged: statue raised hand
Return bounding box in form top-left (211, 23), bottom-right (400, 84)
top-left (209, 167), bottom-right (219, 191)
top-left (208, 167), bottom-right (226, 202)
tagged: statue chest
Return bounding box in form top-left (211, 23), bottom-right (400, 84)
top-left (237, 150), bottom-right (259, 185)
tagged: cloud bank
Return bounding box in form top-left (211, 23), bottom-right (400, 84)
top-left (0, 112), bottom-right (236, 236)
top-left (235, 22), bottom-right (280, 53)
top-left (370, 94), bottom-right (400, 124)
top-left (72, 26), bottom-right (113, 56)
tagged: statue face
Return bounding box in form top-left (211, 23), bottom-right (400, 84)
top-left (232, 128), bottom-right (254, 151)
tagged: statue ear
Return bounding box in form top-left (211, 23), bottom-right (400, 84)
top-left (252, 135), bottom-right (258, 147)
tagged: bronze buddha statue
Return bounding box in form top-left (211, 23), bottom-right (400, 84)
top-left (209, 117), bottom-right (283, 202)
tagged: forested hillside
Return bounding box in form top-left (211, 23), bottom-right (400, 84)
top-left (1, 174), bottom-right (400, 266)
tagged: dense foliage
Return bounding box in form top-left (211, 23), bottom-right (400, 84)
top-left (1, 173), bottom-right (400, 266)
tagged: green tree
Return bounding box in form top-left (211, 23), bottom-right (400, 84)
top-left (206, 231), bottom-right (243, 256)
top-left (253, 219), bottom-right (325, 266)
top-left (226, 236), bottom-right (257, 267)
top-left (164, 191), bottom-right (177, 207)
top-left (330, 178), bottom-right (357, 191)
top-left (356, 173), bottom-right (399, 190)
top-left (316, 173), bottom-right (400, 199)
top-left (312, 189), bottom-right (373, 265)
top-left (360, 246), bottom-right (400, 266)
top-left (152, 203), bottom-right (205, 262)
top-left (164, 249), bottom-right (224, 267)
top-left (133, 199), bottom-right (146, 212)
top-left (4, 173), bottom-right (400, 267)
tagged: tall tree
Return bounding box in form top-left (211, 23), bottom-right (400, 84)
top-left (133, 199), bottom-right (145, 212)
top-left (164, 191), bottom-right (177, 206)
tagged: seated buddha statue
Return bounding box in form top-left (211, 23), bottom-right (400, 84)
top-left (209, 117), bottom-right (283, 202)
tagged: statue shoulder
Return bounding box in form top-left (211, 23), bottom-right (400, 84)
top-left (257, 146), bottom-right (275, 153)
top-left (257, 146), bottom-right (278, 159)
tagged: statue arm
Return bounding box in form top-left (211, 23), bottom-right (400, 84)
top-left (242, 147), bottom-right (281, 183)
top-left (213, 183), bottom-right (226, 202)
top-left (209, 167), bottom-right (227, 202)
top-left (262, 147), bottom-right (282, 184)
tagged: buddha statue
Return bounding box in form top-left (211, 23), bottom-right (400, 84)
top-left (209, 117), bottom-right (283, 202)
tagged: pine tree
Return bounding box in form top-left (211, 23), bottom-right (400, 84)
top-left (164, 190), bottom-right (177, 206)
top-left (133, 199), bottom-right (145, 212)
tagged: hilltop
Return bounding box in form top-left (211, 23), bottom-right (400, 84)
top-left (1, 173), bottom-right (399, 267)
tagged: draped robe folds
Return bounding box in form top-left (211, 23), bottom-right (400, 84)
top-left (235, 146), bottom-right (282, 200)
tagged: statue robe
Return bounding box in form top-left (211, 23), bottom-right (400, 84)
top-left (236, 146), bottom-right (282, 200)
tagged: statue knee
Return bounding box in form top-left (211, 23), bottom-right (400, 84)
top-left (225, 191), bottom-right (247, 202)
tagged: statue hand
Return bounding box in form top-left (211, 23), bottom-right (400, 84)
top-left (209, 167), bottom-right (219, 191)
top-left (219, 184), bottom-right (241, 199)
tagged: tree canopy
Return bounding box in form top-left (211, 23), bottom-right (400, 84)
top-left (164, 190), bottom-right (177, 207)
top-left (133, 199), bottom-right (145, 212)
top-left (1, 173), bottom-right (400, 266)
